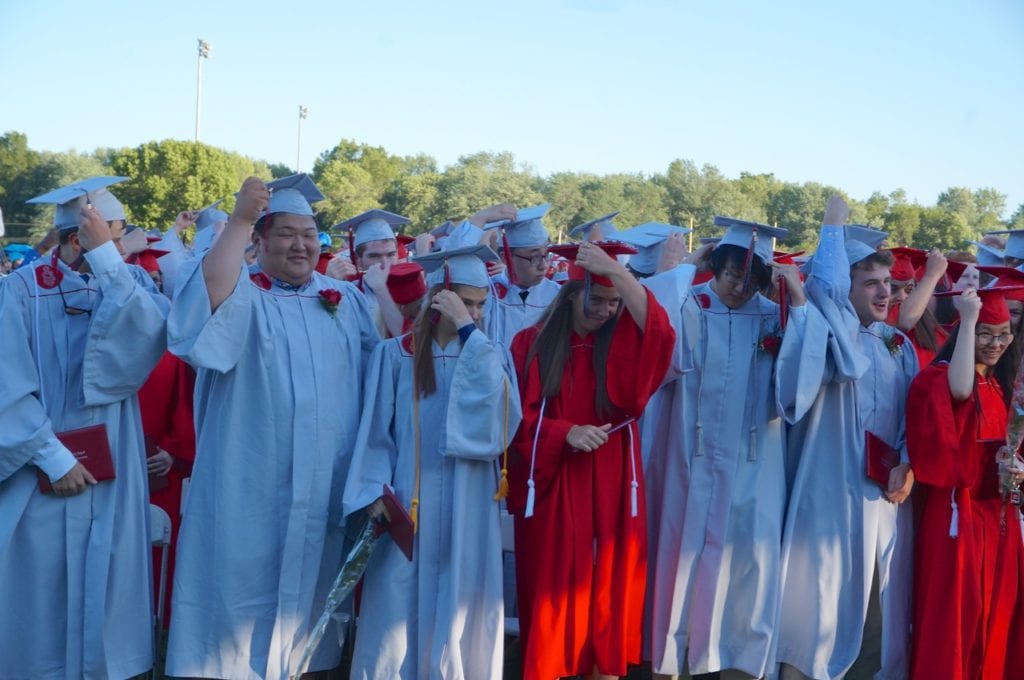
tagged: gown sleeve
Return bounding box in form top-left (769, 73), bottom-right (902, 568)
top-left (606, 287), bottom-right (676, 414)
top-left (641, 263), bottom-right (697, 384)
top-left (907, 362), bottom-right (978, 487)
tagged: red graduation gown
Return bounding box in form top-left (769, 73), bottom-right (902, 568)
top-left (906, 364), bottom-right (1024, 679)
top-left (508, 289), bottom-right (674, 679)
top-left (138, 351), bottom-right (197, 627)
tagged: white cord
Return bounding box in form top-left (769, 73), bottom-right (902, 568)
top-left (524, 397), bottom-right (546, 518)
top-left (628, 422), bottom-right (638, 518)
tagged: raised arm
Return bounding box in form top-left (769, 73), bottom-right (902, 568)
top-left (202, 177), bottom-right (268, 312)
top-left (897, 248), bottom-right (946, 331)
top-left (947, 289), bottom-right (980, 401)
top-left (576, 241), bottom-right (649, 329)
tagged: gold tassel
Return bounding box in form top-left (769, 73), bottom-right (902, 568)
top-left (410, 498), bottom-right (419, 533)
top-left (494, 468), bottom-right (510, 501)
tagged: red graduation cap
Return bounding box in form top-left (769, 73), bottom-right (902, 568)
top-left (396, 234), bottom-right (415, 260)
top-left (548, 241), bottom-right (637, 288)
top-left (934, 285), bottom-right (1024, 325)
top-left (387, 262), bottom-right (427, 304)
top-left (977, 266), bottom-right (1024, 303)
top-left (129, 248), bottom-right (169, 273)
top-left (886, 247), bottom-right (928, 282)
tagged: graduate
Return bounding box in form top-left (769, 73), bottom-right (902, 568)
top-left (507, 239), bottom-right (675, 680)
top-left (165, 174), bottom-right (379, 679)
top-left (0, 176), bottom-right (169, 678)
top-left (640, 218), bottom-right (812, 680)
top-left (385, 261), bottom-right (428, 334)
top-left (775, 199), bottom-right (918, 680)
top-left (906, 286), bottom-right (1024, 679)
top-left (342, 228), bottom-right (522, 679)
top-left (483, 204), bottom-right (562, 347)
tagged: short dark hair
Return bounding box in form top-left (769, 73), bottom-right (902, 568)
top-left (851, 250), bottom-right (894, 274)
top-left (58, 228), bottom-right (77, 245)
top-left (710, 244), bottom-right (772, 291)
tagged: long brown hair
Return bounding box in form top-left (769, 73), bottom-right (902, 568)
top-left (524, 280), bottom-right (621, 419)
top-left (410, 284), bottom-right (444, 397)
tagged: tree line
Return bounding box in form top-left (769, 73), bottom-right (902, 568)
top-left (1, 131), bottom-right (1020, 252)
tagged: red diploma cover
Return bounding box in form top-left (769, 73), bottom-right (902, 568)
top-left (145, 435), bottom-right (170, 493)
top-left (36, 424), bottom-right (116, 494)
top-left (377, 484), bottom-right (415, 561)
top-left (865, 431), bottom-right (900, 490)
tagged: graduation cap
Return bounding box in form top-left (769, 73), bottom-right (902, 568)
top-left (264, 173), bottom-right (324, 217)
top-left (569, 211), bottom-right (621, 240)
top-left (845, 224), bottom-right (889, 249)
top-left (386, 262), bottom-right (427, 304)
top-left (483, 204), bottom-right (551, 285)
top-left (886, 247), bottom-right (928, 282)
top-left (986, 229), bottom-right (1024, 260)
top-left (548, 241), bottom-right (637, 288)
top-left (978, 266), bottom-right (1024, 302)
top-left (713, 216), bottom-right (788, 265)
top-left (934, 285), bottom-right (1024, 325)
top-left (970, 240), bottom-right (1005, 267)
top-left (195, 199), bottom-right (227, 231)
top-left (135, 248), bottom-right (170, 274)
top-left (27, 176), bottom-right (129, 230)
top-left (333, 209), bottom-right (411, 267)
top-left (414, 244), bottom-right (499, 289)
top-left (613, 222), bottom-right (690, 275)
top-left (699, 236), bottom-right (721, 247)
top-left (396, 234), bottom-right (415, 260)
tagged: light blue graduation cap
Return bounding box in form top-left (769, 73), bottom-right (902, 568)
top-left (195, 199), bottom-right (227, 231)
top-left (986, 229), bottom-right (1024, 260)
top-left (844, 224), bottom-right (889, 250)
top-left (614, 222), bottom-right (690, 275)
top-left (569, 211), bottom-right (620, 240)
top-left (27, 176), bottom-right (129, 230)
top-left (333, 209), bottom-right (411, 248)
top-left (415, 244), bottom-right (500, 289)
top-left (264, 173), bottom-right (324, 217)
top-left (970, 240), bottom-right (1005, 266)
top-left (713, 216), bottom-right (788, 264)
top-left (484, 204), bottom-right (550, 249)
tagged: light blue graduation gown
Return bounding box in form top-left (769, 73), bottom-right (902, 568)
top-left (483, 274), bottom-right (561, 347)
top-left (643, 265), bottom-right (813, 677)
top-left (0, 243), bottom-right (169, 679)
top-left (164, 261), bottom-right (379, 680)
top-left (342, 328), bottom-right (522, 679)
top-left (774, 226), bottom-right (918, 680)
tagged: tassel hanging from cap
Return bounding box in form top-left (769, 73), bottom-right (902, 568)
top-left (949, 489), bottom-right (959, 538)
top-left (494, 379), bottom-right (511, 501)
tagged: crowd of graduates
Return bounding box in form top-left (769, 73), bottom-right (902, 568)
top-left (1, 172), bottom-right (1023, 680)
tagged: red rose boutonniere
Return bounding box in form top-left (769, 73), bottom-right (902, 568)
top-left (758, 333), bottom-right (782, 357)
top-left (696, 293), bottom-right (711, 309)
top-left (319, 289), bottom-right (342, 317)
top-left (885, 331), bottom-right (905, 357)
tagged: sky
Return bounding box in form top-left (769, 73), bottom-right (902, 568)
top-left (1, 0), bottom-right (1022, 215)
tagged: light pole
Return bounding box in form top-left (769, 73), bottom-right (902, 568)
top-left (297, 105), bottom-right (309, 171)
top-left (195, 39), bottom-right (211, 142)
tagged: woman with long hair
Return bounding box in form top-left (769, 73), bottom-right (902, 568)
top-left (342, 242), bottom-right (522, 679)
top-left (507, 240), bottom-right (675, 680)
top-left (906, 287), bottom-right (1024, 678)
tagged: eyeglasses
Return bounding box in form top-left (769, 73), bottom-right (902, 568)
top-left (513, 252), bottom-right (550, 267)
top-left (976, 332), bottom-right (1014, 346)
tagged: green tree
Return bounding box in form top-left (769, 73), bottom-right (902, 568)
top-left (431, 152), bottom-right (544, 230)
top-left (0, 131), bottom-right (51, 239)
top-left (105, 140), bottom-right (271, 229)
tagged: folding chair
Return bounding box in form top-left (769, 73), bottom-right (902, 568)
top-left (500, 510), bottom-right (519, 637)
top-left (149, 504), bottom-right (172, 679)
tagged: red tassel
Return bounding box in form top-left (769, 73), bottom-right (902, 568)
top-left (778, 277), bottom-right (789, 330)
top-left (348, 228), bottom-right (358, 269)
top-left (502, 231), bottom-right (516, 286)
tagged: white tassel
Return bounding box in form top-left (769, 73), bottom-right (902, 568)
top-left (949, 489), bottom-right (959, 538)
top-left (525, 480), bottom-right (536, 518)
top-left (627, 423), bottom-right (639, 518)
top-left (748, 427), bottom-right (757, 461)
top-left (631, 480), bottom-right (639, 518)
top-left (525, 398), bottom-right (546, 520)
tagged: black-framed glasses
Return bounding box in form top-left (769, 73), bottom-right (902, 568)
top-left (512, 251), bottom-right (550, 267)
top-left (59, 284), bottom-right (91, 316)
top-left (976, 332), bottom-right (1014, 346)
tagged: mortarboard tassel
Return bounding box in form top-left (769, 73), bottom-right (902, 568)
top-left (410, 498), bottom-right (419, 533)
top-left (348, 228), bottom-right (358, 269)
top-left (524, 397), bottom-right (547, 519)
top-left (502, 230), bottom-right (517, 286)
top-left (627, 423), bottom-right (639, 518)
top-left (778, 277), bottom-right (789, 330)
top-left (494, 378), bottom-right (511, 501)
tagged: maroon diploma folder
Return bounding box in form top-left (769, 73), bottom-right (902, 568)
top-left (146, 435), bottom-right (170, 494)
top-left (379, 484), bottom-right (415, 561)
top-left (865, 431), bottom-right (900, 490)
top-left (36, 424), bottom-right (116, 494)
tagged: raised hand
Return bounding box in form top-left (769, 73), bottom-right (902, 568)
top-left (326, 255), bottom-right (358, 281)
top-left (230, 177), bottom-right (270, 226)
top-left (77, 204), bottom-right (112, 251)
top-left (429, 289), bottom-right (472, 327)
top-left (469, 203), bottom-right (517, 228)
top-left (362, 260), bottom-right (391, 292)
top-left (656, 232), bottom-right (689, 273)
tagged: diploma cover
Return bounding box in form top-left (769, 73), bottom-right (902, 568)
top-left (865, 431), bottom-right (900, 490)
top-left (379, 484), bottom-right (415, 561)
top-left (37, 424), bottom-right (116, 494)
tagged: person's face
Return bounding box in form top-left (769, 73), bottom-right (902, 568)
top-left (357, 239), bottom-right (398, 271)
top-left (849, 263), bottom-right (892, 327)
top-left (571, 283), bottom-right (621, 335)
top-left (510, 246), bottom-right (549, 288)
top-left (254, 214), bottom-right (319, 286)
top-left (108, 220), bottom-right (127, 256)
top-left (975, 321), bottom-right (1013, 368)
top-left (712, 263), bottom-right (758, 309)
top-left (889, 279), bottom-right (915, 307)
top-left (453, 284), bottom-right (488, 326)
top-left (953, 264), bottom-right (980, 291)
top-left (148, 269), bottom-right (163, 292)
top-left (1008, 300), bottom-right (1024, 334)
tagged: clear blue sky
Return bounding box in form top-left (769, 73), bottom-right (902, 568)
top-left (2, 0), bottom-right (1021, 215)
